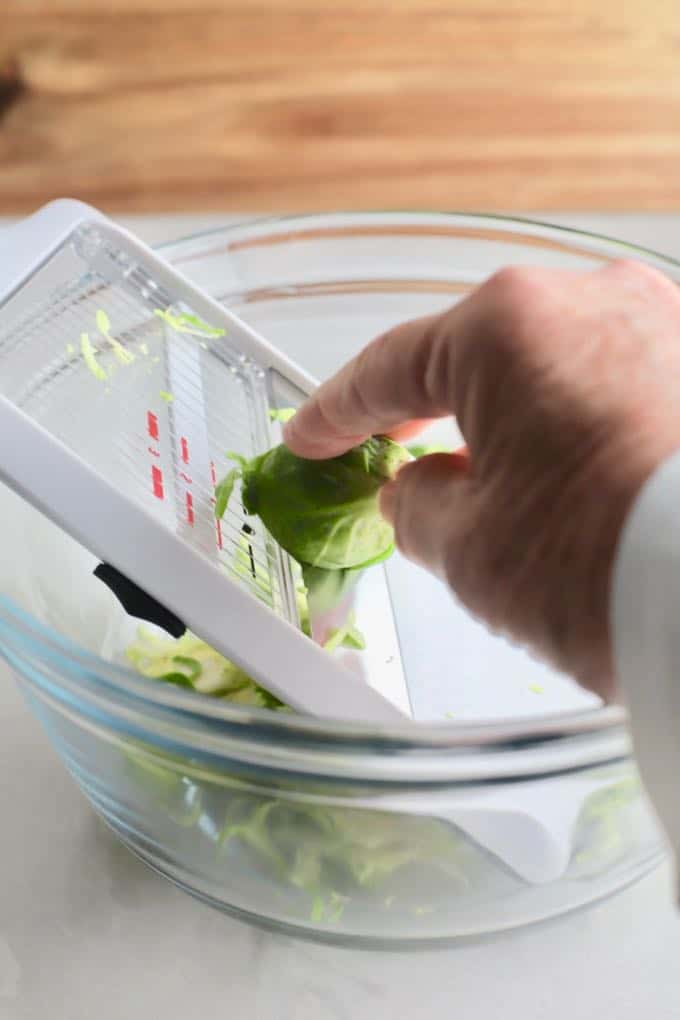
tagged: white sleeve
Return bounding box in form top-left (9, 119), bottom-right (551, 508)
top-left (611, 450), bottom-right (680, 884)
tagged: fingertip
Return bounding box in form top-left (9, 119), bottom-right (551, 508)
top-left (384, 450), bottom-right (473, 572)
top-left (282, 406), bottom-right (321, 457)
top-left (282, 427), bottom-right (326, 459)
top-left (283, 410), bottom-right (366, 460)
top-left (387, 419), bottom-right (437, 444)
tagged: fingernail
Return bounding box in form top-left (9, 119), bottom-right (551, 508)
top-left (380, 481), bottom-right (397, 523)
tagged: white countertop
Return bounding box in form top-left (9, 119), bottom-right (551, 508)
top-left (2, 212), bottom-right (680, 1020)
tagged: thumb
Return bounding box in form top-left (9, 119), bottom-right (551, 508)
top-left (380, 451), bottom-right (475, 580)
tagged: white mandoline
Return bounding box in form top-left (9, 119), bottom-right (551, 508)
top-left (0, 201), bottom-right (620, 885)
top-left (0, 199), bottom-right (409, 725)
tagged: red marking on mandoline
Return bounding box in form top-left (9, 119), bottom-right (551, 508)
top-left (181, 437), bottom-right (189, 464)
top-left (186, 491), bottom-right (194, 525)
top-left (152, 465), bottom-right (164, 499)
top-left (146, 410), bottom-right (164, 499)
top-left (147, 411), bottom-right (159, 441)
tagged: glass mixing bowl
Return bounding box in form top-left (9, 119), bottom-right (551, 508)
top-left (0, 212), bottom-right (674, 948)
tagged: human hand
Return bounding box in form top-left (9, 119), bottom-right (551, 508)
top-left (284, 260), bottom-right (680, 699)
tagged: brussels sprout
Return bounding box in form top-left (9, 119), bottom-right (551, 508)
top-left (216, 435), bottom-right (411, 572)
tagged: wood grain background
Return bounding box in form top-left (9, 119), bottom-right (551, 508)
top-left (2, 0), bottom-right (680, 214)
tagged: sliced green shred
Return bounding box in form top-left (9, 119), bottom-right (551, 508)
top-left (571, 776), bottom-right (639, 875)
top-left (124, 747), bottom-right (204, 827)
top-left (96, 308), bottom-right (135, 365)
top-left (111, 341), bottom-right (135, 366)
top-left (171, 655), bottom-right (202, 681)
top-left (323, 611), bottom-right (366, 652)
top-left (343, 625), bottom-right (366, 650)
top-left (218, 801), bottom-right (287, 873)
top-left (154, 307), bottom-right (226, 338)
top-left (95, 309), bottom-right (111, 334)
top-left (156, 671), bottom-right (194, 689)
top-left (269, 407), bottom-right (297, 423)
top-left (159, 390), bottom-right (174, 403)
top-left (178, 312), bottom-right (225, 337)
top-left (326, 891), bottom-right (349, 923)
top-left (310, 894), bottom-right (326, 923)
top-left (322, 628), bottom-right (346, 653)
top-left (127, 627), bottom-right (286, 706)
top-left (80, 332), bottom-right (108, 381)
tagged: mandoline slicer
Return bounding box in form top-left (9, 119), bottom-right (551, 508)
top-left (0, 200), bottom-right (409, 725)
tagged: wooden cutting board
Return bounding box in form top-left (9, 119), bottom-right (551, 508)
top-left (2, 0), bottom-right (680, 213)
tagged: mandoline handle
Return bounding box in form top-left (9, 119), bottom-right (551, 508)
top-left (0, 199), bottom-right (105, 307)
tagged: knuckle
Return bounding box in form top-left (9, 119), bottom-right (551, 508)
top-left (346, 362), bottom-right (374, 423)
top-left (352, 333), bottom-right (382, 382)
top-left (481, 267), bottom-right (548, 351)
top-left (485, 266), bottom-right (543, 314)
top-left (605, 257), bottom-right (651, 278)
top-left (418, 315), bottom-right (453, 407)
top-left (314, 389), bottom-right (343, 434)
top-left (356, 330), bottom-right (394, 394)
top-left (330, 335), bottom-right (386, 424)
top-left (604, 257), bottom-right (676, 295)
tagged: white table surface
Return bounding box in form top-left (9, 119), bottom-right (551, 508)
top-left (2, 211), bottom-right (680, 1020)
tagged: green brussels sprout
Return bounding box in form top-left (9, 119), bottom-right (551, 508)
top-left (215, 435), bottom-right (410, 571)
